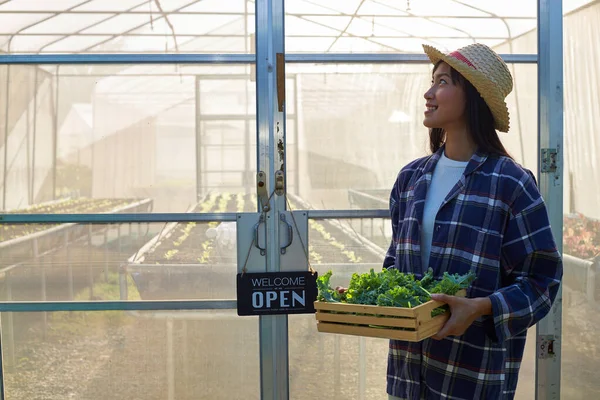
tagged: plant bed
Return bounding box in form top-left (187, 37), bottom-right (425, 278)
top-left (286, 194), bottom-right (384, 265)
top-left (307, 218), bottom-right (376, 264)
top-left (128, 192), bottom-right (385, 300)
top-left (136, 193), bottom-right (251, 265)
top-left (0, 198), bottom-right (153, 266)
top-left (1, 197), bottom-right (151, 242)
top-left (563, 213), bottom-right (600, 261)
top-left (136, 192), bottom-right (382, 266)
top-left (127, 193), bottom-right (247, 299)
top-left (314, 268), bottom-right (472, 341)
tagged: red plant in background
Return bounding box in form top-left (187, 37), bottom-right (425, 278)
top-left (563, 213), bottom-right (600, 260)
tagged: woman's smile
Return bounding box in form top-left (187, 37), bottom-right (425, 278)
top-left (425, 103), bottom-right (438, 114)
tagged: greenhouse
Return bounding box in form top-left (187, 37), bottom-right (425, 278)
top-left (0, 0), bottom-right (597, 398)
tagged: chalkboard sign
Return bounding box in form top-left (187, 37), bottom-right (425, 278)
top-left (236, 271), bottom-right (318, 316)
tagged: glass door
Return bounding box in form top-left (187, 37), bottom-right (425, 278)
top-left (0, 2), bottom-right (264, 400)
top-left (273, 0), bottom-right (564, 399)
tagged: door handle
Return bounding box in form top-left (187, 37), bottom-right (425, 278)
top-left (279, 213), bottom-right (293, 254)
top-left (253, 214), bottom-right (266, 256)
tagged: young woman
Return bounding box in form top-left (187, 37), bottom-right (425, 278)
top-left (381, 43), bottom-right (563, 399)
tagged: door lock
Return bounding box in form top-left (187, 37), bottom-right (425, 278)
top-left (257, 171), bottom-right (270, 212)
top-left (275, 170), bottom-right (284, 196)
top-left (257, 170), bottom-right (285, 212)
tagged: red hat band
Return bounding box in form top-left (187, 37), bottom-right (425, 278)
top-left (449, 51), bottom-right (476, 70)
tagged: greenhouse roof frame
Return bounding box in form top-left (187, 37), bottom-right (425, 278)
top-left (0, 0), bottom-right (592, 54)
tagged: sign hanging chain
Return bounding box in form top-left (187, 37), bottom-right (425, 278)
top-left (285, 195), bottom-right (316, 275)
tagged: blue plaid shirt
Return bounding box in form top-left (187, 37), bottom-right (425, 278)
top-left (383, 146), bottom-right (563, 400)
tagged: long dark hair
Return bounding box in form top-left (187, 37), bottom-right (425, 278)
top-left (429, 61), bottom-right (512, 159)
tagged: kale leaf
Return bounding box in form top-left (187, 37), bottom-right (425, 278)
top-left (428, 270), bottom-right (476, 296)
top-left (316, 270), bottom-right (345, 302)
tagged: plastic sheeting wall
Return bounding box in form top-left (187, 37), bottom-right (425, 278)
top-left (293, 4), bottom-right (599, 216)
top-left (1, 4), bottom-right (599, 216)
top-left (0, 66), bottom-right (55, 210)
top-left (493, 1), bottom-right (600, 220)
top-left (563, 3), bottom-right (600, 219)
top-left (293, 61), bottom-right (537, 209)
top-left (89, 97), bottom-right (157, 199)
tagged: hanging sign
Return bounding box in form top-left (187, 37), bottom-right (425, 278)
top-left (236, 271), bottom-right (318, 316)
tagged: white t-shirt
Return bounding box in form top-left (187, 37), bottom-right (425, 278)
top-left (420, 151), bottom-right (469, 270)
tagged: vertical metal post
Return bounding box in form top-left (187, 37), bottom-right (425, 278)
top-left (256, 0), bottom-right (276, 396)
top-left (256, 0), bottom-right (288, 399)
top-left (536, 0), bottom-right (563, 399)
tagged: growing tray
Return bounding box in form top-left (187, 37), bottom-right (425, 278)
top-left (314, 290), bottom-right (465, 342)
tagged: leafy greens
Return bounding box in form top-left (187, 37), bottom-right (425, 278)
top-left (316, 267), bottom-right (476, 311)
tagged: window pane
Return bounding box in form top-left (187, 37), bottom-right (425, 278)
top-left (1, 310), bottom-right (258, 399)
top-left (561, 2), bottom-right (600, 397)
top-left (285, 0), bottom-right (537, 54)
top-left (0, 217), bottom-right (255, 301)
top-left (0, 0), bottom-right (253, 54)
top-left (285, 63), bottom-right (537, 210)
top-left (0, 64), bottom-right (257, 213)
top-left (290, 299), bottom-right (389, 398)
top-left (287, 62), bottom-right (537, 397)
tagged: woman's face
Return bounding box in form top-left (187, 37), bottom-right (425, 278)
top-left (423, 62), bottom-right (467, 131)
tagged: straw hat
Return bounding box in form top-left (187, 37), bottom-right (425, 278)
top-left (422, 43), bottom-right (513, 132)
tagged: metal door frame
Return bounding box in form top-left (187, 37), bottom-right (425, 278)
top-left (0, 0), bottom-right (563, 399)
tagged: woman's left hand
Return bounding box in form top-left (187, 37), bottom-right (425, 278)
top-left (430, 294), bottom-right (492, 340)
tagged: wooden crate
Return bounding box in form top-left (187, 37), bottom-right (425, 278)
top-left (314, 290), bottom-right (465, 342)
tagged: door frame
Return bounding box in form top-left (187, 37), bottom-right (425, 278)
top-left (0, 0), bottom-right (564, 399)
